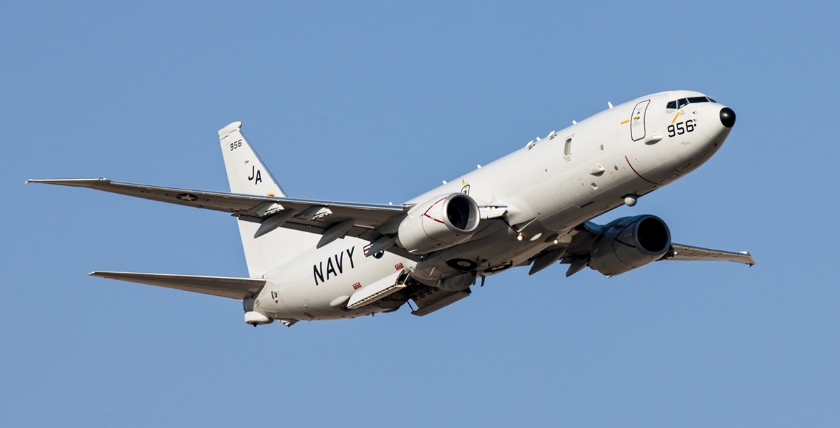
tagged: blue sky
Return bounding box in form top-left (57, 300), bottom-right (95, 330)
top-left (2, 1), bottom-right (839, 426)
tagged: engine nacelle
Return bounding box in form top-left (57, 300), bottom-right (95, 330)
top-left (398, 193), bottom-right (480, 254)
top-left (589, 215), bottom-right (671, 276)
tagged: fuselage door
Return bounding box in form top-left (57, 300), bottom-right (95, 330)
top-left (630, 100), bottom-right (650, 141)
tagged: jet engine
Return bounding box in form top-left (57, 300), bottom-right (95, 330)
top-left (589, 215), bottom-right (671, 276)
top-left (397, 193), bottom-right (480, 254)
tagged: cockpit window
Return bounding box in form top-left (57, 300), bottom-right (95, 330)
top-left (668, 96), bottom-right (714, 110)
top-left (708, 97), bottom-right (717, 103)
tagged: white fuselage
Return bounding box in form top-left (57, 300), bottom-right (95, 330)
top-left (254, 90), bottom-right (733, 321)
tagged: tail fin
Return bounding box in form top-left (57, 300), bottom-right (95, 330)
top-left (218, 122), bottom-right (319, 278)
top-left (219, 121), bottom-right (285, 197)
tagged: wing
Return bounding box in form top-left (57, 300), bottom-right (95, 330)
top-left (660, 243), bottom-right (755, 266)
top-left (525, 221), bottom-right (755, 277)
top-left (27, 178), bottom-right (410, 246)
top-left (89, 271), bottom-right (266, 299)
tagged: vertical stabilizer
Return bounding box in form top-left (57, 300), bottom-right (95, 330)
top-left (219, 121), bottom-right (285, 197)
top-left (218, 122), bottom-right (319, 278)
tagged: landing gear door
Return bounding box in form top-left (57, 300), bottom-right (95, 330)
top-left (630, 100), bottom-right (650, 141)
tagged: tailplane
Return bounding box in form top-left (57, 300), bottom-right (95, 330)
top-left (218, 122), bottom-right (318, 277)
top-left (89, 271), bottom-right (265, 299)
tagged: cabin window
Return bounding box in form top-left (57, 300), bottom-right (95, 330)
top-left (564, 138), bottom-right (572, 156)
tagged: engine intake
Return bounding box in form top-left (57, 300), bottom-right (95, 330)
top-left (589, 215), bottom-right (671, 276)
top-left (398, 193), bottom-right (480, 254)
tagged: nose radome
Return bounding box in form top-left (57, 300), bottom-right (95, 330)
top-left (719, 107), bottom-right (736, 128)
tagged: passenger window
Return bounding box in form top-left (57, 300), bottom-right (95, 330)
top-left (666, 101), bottom-right (677, 110)
top-left (564, 138), bottom-right (572, 156)
top-left (677, 98), bottom-right (688, 109)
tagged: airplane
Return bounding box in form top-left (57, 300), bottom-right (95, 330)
top-left (28, 90), bottom-right (754, 327)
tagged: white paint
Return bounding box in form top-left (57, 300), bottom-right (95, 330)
top-left (34, 90), bottom-right (753, 325)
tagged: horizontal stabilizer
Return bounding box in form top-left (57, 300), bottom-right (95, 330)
top-left (661, 244), bottom-right (755, 266)
top-left (89, 271), bottom-right (266, 299)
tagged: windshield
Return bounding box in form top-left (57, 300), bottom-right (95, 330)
top-left (666, 96), bottom-right (717, 110)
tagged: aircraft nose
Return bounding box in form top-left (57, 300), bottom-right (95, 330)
top-left (719, 107), bottom-right (736, 128)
